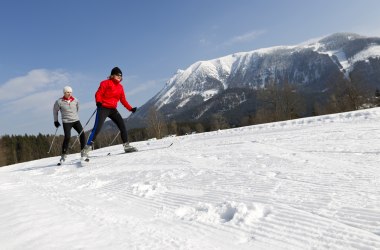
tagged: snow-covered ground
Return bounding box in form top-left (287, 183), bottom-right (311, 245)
top-left (1, 108), bottom-right (380, 250)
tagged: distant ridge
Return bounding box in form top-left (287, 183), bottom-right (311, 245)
top-left (125, 32), bottom-right (380, 128)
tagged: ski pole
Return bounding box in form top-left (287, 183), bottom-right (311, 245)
top-left (108, 131), bottom-right (120, 146)
top-left (47, 127), bottom-right (59, 154)
top-left (70, 108), bottom-right (97, 149)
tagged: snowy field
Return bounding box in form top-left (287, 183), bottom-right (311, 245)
top-left (1, 108), bottom-right (380, 250)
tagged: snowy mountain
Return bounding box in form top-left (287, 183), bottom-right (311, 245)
top-left (129, 32), bottom-right (380, 127)
top-left (1, 108), bottom-right (380, 249)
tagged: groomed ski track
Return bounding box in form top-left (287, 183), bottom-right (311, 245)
top-left (1, 108), bottom-right (380, 249)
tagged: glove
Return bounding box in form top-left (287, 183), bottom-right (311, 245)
top-left (54, 121), bottom-right (61, 128)
top-left (96, 102), bottom-right (102, 108)
top-left (131, 107), bottom-right (137, 113)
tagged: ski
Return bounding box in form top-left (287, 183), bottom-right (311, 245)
top-left (107, 146), bottom-right (138, 156)
top-left (109, 142), bottom-right (173, 156)
top-left (83, 142), bottom-right (173, 163)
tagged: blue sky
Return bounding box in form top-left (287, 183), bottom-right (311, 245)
top-left (1, 0), bottom-right (380, 136)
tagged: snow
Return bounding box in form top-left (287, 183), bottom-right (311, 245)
top-left (253, 45), bottom-right (297, 55)
top-left (351, 45), bottom-right (380, 64)
top-left (318, 45), bottom-right (380, 77)
top-left (177, 97), bottom-right (190, 108)
top-left (202, 89), bottom-right (219, 101)
top-left (155, 34), bottom-right (380, 112)
top-left (1, 108), bottom-right (380, 250)
top-left (318, 49), bottom-right (348, 68)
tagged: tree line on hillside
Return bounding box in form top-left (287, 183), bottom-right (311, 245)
top-left (219, 78), bottom-right (380, 126)
top-left (1, 78), bottom-right (379, 167)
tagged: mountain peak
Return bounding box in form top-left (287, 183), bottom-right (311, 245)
top-left (128, 32), bottom-right (380, 128)
top-left (317, 32), bottom-right (364, 51)
top-left (156, 32), bottom-right (379, 108)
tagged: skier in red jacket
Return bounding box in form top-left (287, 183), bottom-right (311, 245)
top-left (81, 67), bottom-right (137, 158)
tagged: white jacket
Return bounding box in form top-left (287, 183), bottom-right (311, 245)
top-left (53, 97), bottom-right (80, 123)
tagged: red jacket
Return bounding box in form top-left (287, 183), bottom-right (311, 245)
top-left (95, 79), bottom-right (133, 110)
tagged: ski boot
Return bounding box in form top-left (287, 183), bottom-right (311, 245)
top-left (58, 154), bottom-right (67, 165)
top-left (123, 142), bottom-right (137, 153)
top-left (81, 144), bottom-right (92, 158)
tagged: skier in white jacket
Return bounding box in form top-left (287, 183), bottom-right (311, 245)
top-left (53, 86), bottom-right (86, 162)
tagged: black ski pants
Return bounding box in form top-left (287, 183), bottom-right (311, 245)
top-left (86, 107), bottom-right (128, 145)
top-left (62, 120), bottom-right (86, 154)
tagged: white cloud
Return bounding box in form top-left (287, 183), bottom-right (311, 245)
top-left (0, 69), bottom-right (70, 101)
top-left (0, 69), bottom-right (91, 135)
top-left (2, 90), bottom-right (60, 116)
top-left (223, 30), bottom-right (266, 46)
top-left (0, 90), bottom-right (61, 135)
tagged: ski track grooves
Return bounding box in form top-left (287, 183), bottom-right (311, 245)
top-left (3, 111), bottom-right (380, 249)
top-left (10, 167), bottom-right (258, 249)
top-left (170, 140), bottom-right (380, 248)
top-left (13, 148), bottom-right (380, 250)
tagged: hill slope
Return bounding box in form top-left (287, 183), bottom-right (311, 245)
top-left (1, 108), bottom-right (380, 249)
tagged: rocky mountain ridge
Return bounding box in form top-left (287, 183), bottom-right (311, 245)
top-left (126, 32), bottom-right (380, 128)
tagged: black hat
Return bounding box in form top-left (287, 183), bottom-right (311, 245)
top-left (111, 67), bottom-right (122, 76)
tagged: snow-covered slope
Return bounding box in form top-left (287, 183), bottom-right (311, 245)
top-left (1, 108), bottom-right (380, 249)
